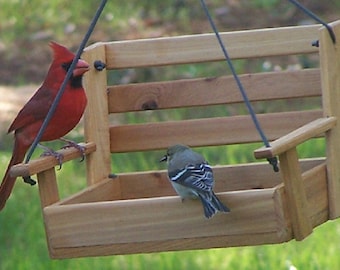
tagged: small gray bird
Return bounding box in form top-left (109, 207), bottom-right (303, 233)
top-left (160, 144), bottom-right (230, 219)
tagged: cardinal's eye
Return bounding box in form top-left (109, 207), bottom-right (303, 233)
top-left (61, 62), bottom-right (72, 71)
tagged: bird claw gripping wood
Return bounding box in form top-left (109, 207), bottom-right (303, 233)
top-left (60, 138), bottom-right (86, 162)
top-left (40, 147), bottom-right (64, 170)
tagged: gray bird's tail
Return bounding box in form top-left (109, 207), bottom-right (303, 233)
top-left (198, 192), bottom-right (230, 219)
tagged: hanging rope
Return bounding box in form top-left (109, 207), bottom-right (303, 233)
top-left (25, 0), bottom-right (107, 163)
top-left (199, 0), bottom-right (279, 172)
top-left (199, 0), bottom-right (337, 172)
top-left (288, 0), bottom-right (336, 44)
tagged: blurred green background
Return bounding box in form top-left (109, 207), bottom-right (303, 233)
top-left (1, 0), bottom-right (340, 269)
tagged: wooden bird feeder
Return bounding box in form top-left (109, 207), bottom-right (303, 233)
top-left (10, 21), bottom-right (340, 259)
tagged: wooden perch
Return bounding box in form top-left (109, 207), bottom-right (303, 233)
top-left (254, 117), bottom-right (337, 159)
top-left (9, 142), bottom-right (96, 178)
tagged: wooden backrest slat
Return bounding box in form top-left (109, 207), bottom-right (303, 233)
top-left (108, 69), bottom-right (321, 113)
top-left (104, 25), bottom-right (319, 69)
top-left (83, 24), bottom-right (324, 156)
top-left (109, 110), bottom-right (322, 153)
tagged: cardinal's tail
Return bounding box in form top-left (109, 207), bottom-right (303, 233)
top-left (0, 138), bottom-right (28, 211)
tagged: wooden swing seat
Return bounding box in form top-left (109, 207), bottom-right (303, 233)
top-left (10, 21), bottom-right (340, 259)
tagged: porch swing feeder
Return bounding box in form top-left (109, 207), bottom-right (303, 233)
top-left (8, 1), bottom-right (340, 259)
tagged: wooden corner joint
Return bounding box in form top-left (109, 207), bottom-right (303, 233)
top-left (254, 117), bottom-right (337, 159)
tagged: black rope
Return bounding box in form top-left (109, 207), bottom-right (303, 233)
top-left (25, 0), bottom-right (107, 163)
top-left (199, 0), bottom-right (279, 172)
top-left (288, 0), bottom-right (336, 44)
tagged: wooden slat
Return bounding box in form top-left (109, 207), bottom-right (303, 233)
top-left (83, 46), bottom-right (112, 186)
top-left (302, 163), bottom-right (328, 228)
top-left (254, 117), bottom-right (336, 159)
top-left (38, 169), bottom-right (59, 208)
top-left (9, 142), bottom-right (96, 178)
top-left (37, 168), bottom-right (60, 256)
top-left (278, 148), bottom-right (312, 240)
top-left (108, 69), bottom-right (321, 113)
top-left (104, 24), bottom-right (320, 69)
top-left (319, 21), bottom-right (340, 219)
top-left (57, 178), bottom-right (121, 205)
top-left (109, 110), bottom-right (322, 152)
top-left (48, 230), bottom-right (290, 258)
top-left (117, 158), bottom-right (326, 200)
top-left (44, 188), bottom-right (285, 249)
top-left (57, 158), bottom-right (324, 204)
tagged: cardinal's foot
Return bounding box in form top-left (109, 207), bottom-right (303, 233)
top-left (60, 138), bottom-right (86, 161)
top-left (23, 176), bottom-right (37, 186)
top-left (39, 144), bottom-right (64, 169)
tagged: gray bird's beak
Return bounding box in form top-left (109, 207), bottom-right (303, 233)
top-left (160, 155), bottom-right (168, 162)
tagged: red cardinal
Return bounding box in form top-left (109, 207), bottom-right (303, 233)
top-left (0, 42), bottom-right (90, 211)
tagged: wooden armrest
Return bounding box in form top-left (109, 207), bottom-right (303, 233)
top-left (9, 142), bottom-right (96, 178)
top-left (254, 117), bottom-right (336, 159)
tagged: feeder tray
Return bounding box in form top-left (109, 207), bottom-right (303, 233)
top-left (11, 21), bottom-right (340, 259)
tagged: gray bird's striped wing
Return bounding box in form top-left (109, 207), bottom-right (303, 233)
top-left (168, 163), bottom-right (214, 192)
